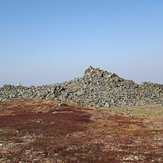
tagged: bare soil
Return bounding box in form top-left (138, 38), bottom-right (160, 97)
top-left (0, 98), bottom-right (163, 162)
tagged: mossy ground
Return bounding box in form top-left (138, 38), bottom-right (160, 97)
top-left (0, 98), bottom-right (163, 162)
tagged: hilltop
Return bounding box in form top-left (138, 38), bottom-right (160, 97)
top-left (0, 66), bottom-right (163, 108)
top-left (0, 67), bottom-right (163, 162)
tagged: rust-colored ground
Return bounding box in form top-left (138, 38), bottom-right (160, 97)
top-left (0, 98), bottom-right (163, 162)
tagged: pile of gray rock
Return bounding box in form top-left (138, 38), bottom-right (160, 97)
top-left (0, 66), bottom-right (163, 108)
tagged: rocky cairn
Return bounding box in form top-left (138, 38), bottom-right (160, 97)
top-left (0, 66), bottom-right (163, 108)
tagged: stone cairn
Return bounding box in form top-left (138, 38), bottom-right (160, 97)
top-left (0, 66), bottom-right (163, 109)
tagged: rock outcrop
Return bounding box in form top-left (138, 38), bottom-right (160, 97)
top-left (0, 66), bottom-right (163, 108)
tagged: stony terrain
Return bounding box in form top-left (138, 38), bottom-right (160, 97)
top-left (0, 98), bottom-right (163, 162)
top-left (0, 66), bottom-right (163, 108)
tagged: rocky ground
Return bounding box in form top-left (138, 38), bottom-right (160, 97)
top-left (0, 98), bottom-right (163, 162)
top-left (0, 66), bottom-right (163, 108)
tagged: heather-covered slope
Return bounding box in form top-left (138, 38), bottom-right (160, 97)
top-left (0, 66), bottom-right (163, 108)
top-left (0, 98), bottom-right (163, 162)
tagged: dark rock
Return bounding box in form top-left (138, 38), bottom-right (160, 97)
top-left (0, 66), bottom-right (163, 109)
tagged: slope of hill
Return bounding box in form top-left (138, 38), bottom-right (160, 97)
top-left (0, 98), bottom-right (163, 162)
top-left (0, 66), bottom-right (162, 108)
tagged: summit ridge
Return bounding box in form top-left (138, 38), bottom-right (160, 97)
top-left (0, 66), bottom-right (163, 108)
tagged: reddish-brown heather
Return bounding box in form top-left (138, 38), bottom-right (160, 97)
top-left (0, 98), bottom-right (163, 162)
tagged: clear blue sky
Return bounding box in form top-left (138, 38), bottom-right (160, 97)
top-left (0, 0), bottom-right (163, 86)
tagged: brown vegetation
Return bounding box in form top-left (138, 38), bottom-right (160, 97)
top-left (0, 98), bottom-right (163, 162)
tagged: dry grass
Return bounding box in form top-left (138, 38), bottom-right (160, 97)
top-left (0, 98), bottom-right (163, 162)
top-left (111, 105), bottom-right (163, 117)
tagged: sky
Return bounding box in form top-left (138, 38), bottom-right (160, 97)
top-left (0, 0), bottom-right (163, 86)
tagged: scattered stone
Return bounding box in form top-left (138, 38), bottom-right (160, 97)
top-left (0, 66), bottom-right (163, 109)
top-left (31, 119), bottom-right (44, 123)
